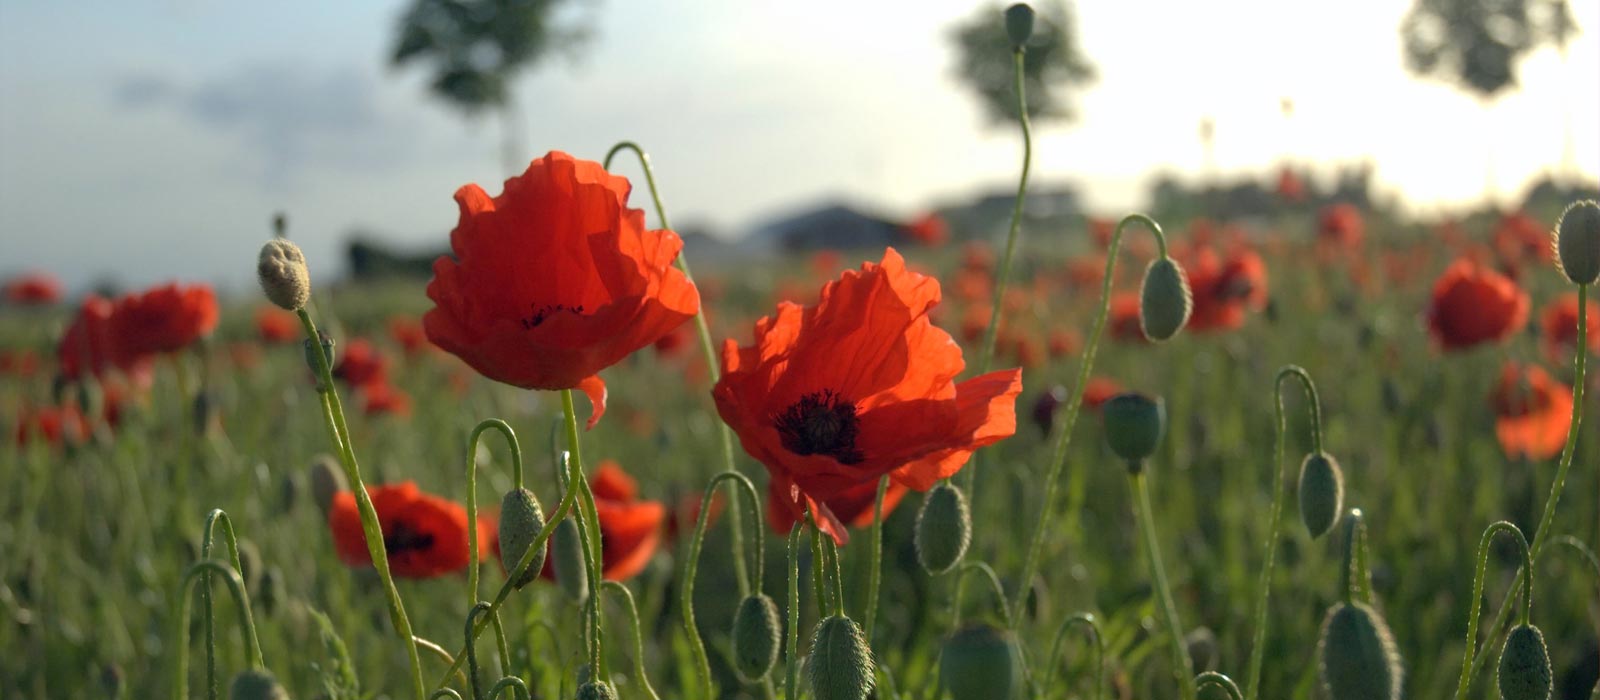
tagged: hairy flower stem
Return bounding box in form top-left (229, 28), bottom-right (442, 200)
top-left (1041, 613), bottom-right (1103, 700)
top-left (1243, 366), bottom-right (1323, 700)
top-left (1130, 471), bottom-right (1196, 700)
top-left (171, 560), bottom-right (263, 700)
top-left (297, 309), bottom-right (426, 700)
top-left (560, 389), bottom-right (608, 680)
top-left (601, 582), bottom-right (662, 700)
top-left (681, 472), bottom-right (764, 697)
top-left (198, 510), bottom-right (245, 700)
top-left (1454, 521), bottom-right (1535, 699)
top-left (864, 475), bottom-right (890, 643)
top-left (785, 525), bottom-right (803, 700)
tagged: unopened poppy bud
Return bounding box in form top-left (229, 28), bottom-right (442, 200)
top-left (1101, 393), bottom-right (1165, 470)
top-left (576, 681), bottom-right (616, 700)
top-left (228, 668), bottom-right (289, 700)
top-left (1317, 602), bottom-right (1402, 700)
top-left (1297, 452), bottom-right (1345, 539)
top-left (272, 212), bottom-right (287, 238)
top-left (732, 593), bottom-right (781, 682)
top-left (1554, 200), bottom-right (1600, 285)
top-left (1140, 256), bottom-right (1192, 341)
top-left (551, 517), bottom-right (589, 603)
top-left (258, 239), bottom-right (311, 311)
top-left (308, 454), bottom-right (347, 516)
top-left (939, 623), bottom-right (1022, 700)
top-left (1185, 626), bottom-right (1218, 673)
top-left (1498, 624), bottom-right (1551, 700)
top-left (498, 487), bottom-right (546, 589)
top-left (1004, 3), bottom-right (1035, 47)
top-left (807, 615), bottom-right (874, 700)
top-left (914, 483), bottom-right (971, 575)
top-left (303, 332), bottom-right (336, 388)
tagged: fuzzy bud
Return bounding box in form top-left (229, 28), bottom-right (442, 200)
top-left (551, 517), bottom-right (589, 603)
top-left (914, 483), bottom-right (971, 575)
top-left (1317, 602), bottom-right (1402, 700)
top-left (1140, 256), bottom-right (1192, 341)
top-left (498, 487), bottom-right (546, 589)
top-left (258, 239), bottom-right (311, 311)
top-left (1004, 4), bottom-right (1035, 47)
top-left (1101, 393), bottom-right (1166, 469)
top-left (575, 681), bottom-right (617, 700)
top-left (1498, 624), bottom-right (1551, 700)
top-left (807, 615), bottom-right (874, 700)
top-left (940, 623), bottom-right (1022, 700)
top-left (1554, 200), bottom-right (1600, 285)
top-left (1297, 452), bottom-right (1345, 539)
top-left (228, 668), bottom-right (290, 700)
top-left (308, 454), bottom-right (347, 516)
top-left (732, 593), bottom-right (782, 682)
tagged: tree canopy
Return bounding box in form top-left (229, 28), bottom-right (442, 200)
top-left (949, 1), bottom-right (1097, 126)
top-left (1400, 0), bottom-right (1577, 99)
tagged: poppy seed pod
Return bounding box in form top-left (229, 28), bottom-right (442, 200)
top-left (257, 239), bottom-right (311, 311)
top-left (1101, 393), bottom-right (1166, 469)
top-left (308, 454), bottom-right (347, 516)
top-left (1554, 200), bottom-right (1600, 285)
top-left (939, 623), bottom-right (1022, 700)
top-left (551, 517), bottom-right (589, 603)
top-left (1317, 602), bottom-right (1402, 700)
top-left (228, 668), bottom-right (290, 700)
top-left (914, 483), bottom-right (971, 575)
top-left (575, 680), bottom-right (617, 700)
top-left (1004, 3), bottom-right (1035, 47)
top-left (1297, 452), bottom-right (1345, 539)
top-left (1498, 624), bottom-right (1552, 700)
top-left (498, 487), bottom-right (546, 589)
top-left (807, 615), bottom-right (875, 700)
top-left (732, 593), bottom-right (782, 682)
top-left (1140, 256), bottom-right (1192, 341)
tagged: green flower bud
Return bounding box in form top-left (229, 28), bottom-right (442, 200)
top-left (1317, 602), bottom-right (1402, 700)
top-left (1554, 200), bottom-right (1600, 285)
top-left (732, 593), bottom-right (782, 682)
top-left (575, 680), bottom-right (617, 700)
top-left (1101, 393), bottom-right (1166, 469)
top-left (1004, 4), bottom-right (1035, 47)
top-left (1297, 452), bottom-right (1345, 539)
top-left (551, 518), bottom-right (589, 603)
top-left (807, 615), bottom-right (874, 700)
top-left (914, 482), bottom-right (971, 575)
top-left (497, 487), bottom-right (546, 589)
top-left (258, 239), bottom-right (311, 311)
top-left (228, 668), bottom-right (290, 700)
top-left (307, 454), bottom-right (347, 516)
top-left (303, 332), bottom-right (336, 389)
top-left (1140, 256), bottom-right (1192, 341)
top-left (940, 623), bottom-right (1022, 700)
top-left (1498, 624), bottom-right (1551, 700)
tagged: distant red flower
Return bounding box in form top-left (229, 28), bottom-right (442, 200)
top-left (902, 213), bottom-right (949, 247)
top-left (3, 272), bottom-right (63, 305)
top-left (667, 490), bottom-right (726, 540)
top-left (961, 242), bottom-right (995, 274)
top-left (388, 316), bottom-right (429, 355)
top-left (1108, 293), bottom-right (1146, 343)
top-left (328, 482), bottom-right (475, 578)
top-left (424, 151), bottom-right (700, 429)
top-left (1489, 362), bottom-right (1572, 461)
top-left (713, 248), bottom-right (1022, 545)
top-left (256, 306), bottom-right (298, 344)
top-left (1081, 377), bottom-right (1122, 410)
top-left (537, 460), bottom-right (664, 581)
top-left (1275, 167), bottom-right (1306, 202)
top-left (333, 338), bottom-right (389, 388)
top-left (1492, 211), bottom-right (1552, 268)
top-left (653, 323), bottom-right (692, 359)
top-left (13, 403), bottom-right (91, 448)
top-left (361, 382), bottom-right (412, 417)
top-left (0, 349), bottom-right (40, 377)
top-left (1048, 329), bottom-right (1082, 358)
top-left (1088, 218), bottom-right (1115, 249)
top-left (109, 283), bottom-right (218, 362)
top-left (1317, 204), bottom-right (1365, 256)
top-left (811, 249), bottom-right (843, 280)
top-left (1539, 293), bottom-right (1600, 361)
top-left (1183, 245), bottom-right (1269, 333)
top-left (58, 295), bottom-right (151, 384)
top-left (1425, 259), bottom-right (1529, 351)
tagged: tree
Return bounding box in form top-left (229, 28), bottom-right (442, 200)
top-left (1400, 0), bottom-right (1576, 98)
top-left (949, 1), bottom-right (1096, 126)
top-left (390, 0), bottom-right (588, 171)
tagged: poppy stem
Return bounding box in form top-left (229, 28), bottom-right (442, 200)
top-left (808, 519), bottom-right (830, 615)
top-left (863, 475), bottom-right (890, 643)
top-left (1128, 471), bottom-right (1196, 700)
top-left (1242, 366), bottom-right (1323, 700)
top-left (1453, 521), bottom-right (1534, 700)
top-left (464, 419), bottom-right (525, 612)
top-left (1040, 613), bottom-right (1103, 700)
top-left (601, 581), bottom-right (663, 700)
top-left (1195, 672), bottom-right (1244, 700)
top-left (1467, 282), bottom-right (1588, 682)
top-left (559, 388), bottom-right (608, 681)
top-left (826, 533), bottom-right (845, 617)
top-left (1336, 509), bottom-right (1373, 607)
top-left (170, 560), bottom-right (263, 700)
top-left (974, 46), bottom-right (1033, 378)
top-left (465, 602), bottom-right (494, 700)
top-left (949, 561), bottom-right (1011, 630)
top-left (412, 635), bottom-right (470, 689)
top-left (785, 525), bottom-right (803, 700)
top-left (198, 510), bottom-right (245, 700)
top-left (681, 471), bottom-right (764, 697)
top-left (296, 309), bottom-right (427, 700)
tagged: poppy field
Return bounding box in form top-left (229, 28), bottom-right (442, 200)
top-left (5, 6), bottom-right (1600, 700)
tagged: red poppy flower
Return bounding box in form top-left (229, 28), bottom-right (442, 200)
top-left (1317, 204), bottom-right (1365, 256)
top-left (388, 316), bottom-right (429, 355)
top-left (1275, 167), bottom-right (1306, 202)
top-left (328, 482), bottom-right (475, 578)
top-left (1425, 259), bottom-right (1529, 351)
top-left (524, 460), bottom-right (665, 581)
top-left (1489, 362), bottom-right (1573, 461)
top-left (1088, 217), bottom-right (1115, 249)
top-left (1183, 245), bottom-right (1269, 333)
top-left (1539, 293), bottom-right (1600, 361)
top-left (58, 295), bottom-right (150, 385)
top-left (1048, 329), bottom-right (1082, 358)
top-left (713, 248), bottom-right (1023, 545)
top-left (766, 476), bottom-right (909, 534)
top-left (1108, 292), bottom-right (1146, 343)
top-left (13, 403), bottom-right (91, 448)
top-left (1492, 211), bottom-right (1552, 267)
top-left (902, 213), bottom-right (949, 247)
top-left (0, 349), bottom-right (40, 377)
top-left (1081, 377), bottom-right (1122, 410)
top-left (423, 151), bottom-right (700, 429)
top-left (3, 272), bottom-right (62, 305)
top-left (256, 306), bottom-right (298, 344)
top-left (361, 382), bottom-right (412, 417)
top-left (109, 283), bottom-right (218, 362)
top-left (334, 338), bottom-right (389, 388)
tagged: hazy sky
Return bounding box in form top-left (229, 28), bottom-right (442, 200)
top-left (1, 0), bottom-right (1596, 291)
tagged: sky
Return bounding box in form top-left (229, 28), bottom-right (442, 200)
top-left (1, 0), bottom-right (1597, 292)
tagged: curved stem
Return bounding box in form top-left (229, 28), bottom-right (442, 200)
top-left (602, 581), bottom-right (662, 700)
top-left (413, 636), bottom-right (470, 689)
top-left (465, 602), bottom-right (494, 700)
top-left (1339, 509), bottom-right (1373, 605)
top-left (1195, 672), bottom-right (1244, 700)
top-left (488, 676), bottom-right (529, 700)
top-left (1041, 613), bottom-right (1103, 700)
top-left (1539, 534), bottom-right (1600, 598)
top-left (466, 419), bottom-right (524, 615)
top-left (864, 475), bottom-right (890, 643)
top-left (1130, 472), bottom-right (1195, 700)
top-left (785, 525), bottom-right (803, 700)
top-left (199, 510), bottom-right (245, 700)
top-left (430, 690), bottom-right (465, 700)
top-left (1012, 213), bottom-right (1171, 628)
top-left (951, 561), bottom-right (1012, 630)
top-left (809, 519), bottom-right (830, 615)
top-left (1453, 521), bottom-right (1534, 700)
top-left (1244, 366), bottom-right (1323, 700)
top-left (975, 46), bottom-right (1034, 377)
top-left (681, 471), bottom-right (765, 696)
top-left (171, 560), bottom-right (263, 700)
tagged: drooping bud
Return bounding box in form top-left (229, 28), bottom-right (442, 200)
top-left (1139, 256), bottom-right (1192, 341)
top-left (1101, 392), bottom-right (1166, 470)
top-left (807, 615), bottom-right (875, 700)
top-left (575, 680), bottom-right (617, 700)
top-left (914, 483), bottom-right (971, 575)
top-left (1297, 452), bottom-right (1345, 539)
top-left (939, 623), bottom-right (1022, 700)
top-left (1317, 602), bottom-right (1402, 700)
top-left (498, 487), bottom-right (546, 589)
top-left (228, 668), bottom-right (290, 700)
top-left (258, 239), bottom-right (311, 311)
top-left (551, 517), bottom-right (589, 603)
top-left (732, 593), bottom-right (782, 682)
top-left (1498, 624), bottom-right (1552, 700)
top-left (308, 454), bottom-right (347, 516)
top-left (1004, 3), bottom-right (1035, 48)
top-left (1553, 200), bottom-right (1600, 285)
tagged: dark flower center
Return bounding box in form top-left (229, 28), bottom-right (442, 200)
top-left (384, 523), bottom-right (435, 555)
top-left (521, 303), bottom-right (585, 330)
top-left (775, 389), bottom-right (863, 464)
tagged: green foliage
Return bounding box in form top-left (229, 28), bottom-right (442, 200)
top-left (1400, 0), bottom-right (1577, 99)
top-left (390, 0), bottom-right (589, 113)
top-left (949, 1), bottom-right (1097, 125)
